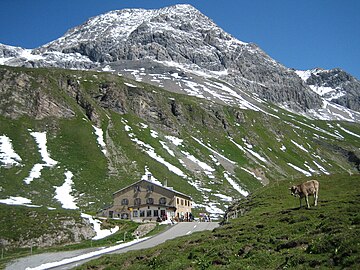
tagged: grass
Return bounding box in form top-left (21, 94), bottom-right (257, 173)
top-left (76, 173), bottom-right (360, 269)
top-left (1, 65), bottom-right (360, 268)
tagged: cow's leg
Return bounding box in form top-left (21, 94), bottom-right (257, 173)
top-left (314, 191), bottom-right (318, 206)
top-left (305, 195), bottom-right (310, 208)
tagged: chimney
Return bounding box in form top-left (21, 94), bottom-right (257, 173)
top-left (147, 173), bottom-right (152, 182)
top-left (164, 179), bottom-right (168, 187)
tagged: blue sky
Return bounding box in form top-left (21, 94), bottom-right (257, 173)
top-left (1, 0), bottom-right (359, 79)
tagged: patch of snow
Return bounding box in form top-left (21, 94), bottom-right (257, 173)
top-left (295, 70), bottom-right (313, 82)
top-left (280, 145), bottom-right (286, 152)
top-left (287, 163), bottom-right (312, 177)
top-left (206, 202), bottom-right (225, 215)
top-left (193, 201), bottom-right (224, 215)
top-left (123, 124), bottom-right (187, 178)
top-left (291, 140), bottom-right (309, 153)
top-left (229, 138), bottom-right (267, 163)
top-left (309, 85), bottom-right (337, 97)
top-left (159, 141), bottom-right (175, 157)
top-left (312, 160), bottom-right (330, 175)
top-left (209, 154), bottom-right (220, 166)
top-left (20, 49), bottom-right (45, 61)
top-left (165, 135), bottom-right (183, 146)
top-left (0, 135), bottom-right (22, 167)
top-left (150, 130), bottom-right (158, 138)
top-left (181, 150), bottom-right (215, 178)
top-left (304, 162), bottom-right (316, 173)
top-left (139, 123), bottom-right (148, 129)
top-left (124, 82), bottom-right (137, 88)
top-left (30, 132), bottom-right (58, 166)
top-left (223, 172), bottom-right (249, 197)
top-left (102, 65), bottom-right (115, 72)
top-left (132, 137), bottom-right (187, 178)
top-left (24, 131), bottom-right (58, 184)
top-left (336, 124), bottom-right (360, 139)
top-left (0, 196), bottom-right (41, 207)
top-left (81, 213), bottom-right (119, 240)
top-left (214, 193), bottom-right (232, 202)
top-left (93, 125), bottom-right (107, 155)
top-left (192, 136), bottom-right (236, 164)
top-left (242, 138), bottom-right (253, 149)
top-left (54, 170), bottom-right (78, 209)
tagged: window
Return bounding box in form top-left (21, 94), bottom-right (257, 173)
top-left (121, 213), bottom-right (129, 219)
top-left (153, 210), bottom-right (159, 217)
top-left (140, 210), bottom-right (145, 217)
top-left (134, 198), bottom-right (141, 206)
top-left (177, 198), bottom-right (179, 204)
top-left (146, 198), bottom-right (154, 205)
top-left (134, 185), bottom-right (141, 192)
top-left (181, 199), bottom-right (184, 206)
top-left (133, 210), bottom-right (138, 217)
top-left (159, 197), bottom-right (167, 205)
top-left (147, 185), bottom-right (154, 192)
top-left (160, 210), bottom-right (166, 217)
top-left (121, 198), bottom-right (129, 205)
top-left (147, 210), bottom-right (152, 217)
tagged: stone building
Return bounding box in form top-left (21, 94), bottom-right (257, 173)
top-left (103, 175), bottom-right (193, 222)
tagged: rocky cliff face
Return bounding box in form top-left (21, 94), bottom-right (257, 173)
top-left (296, 68), bottom-right (360, 112)
top-left (0, 68), bottom-right (75, 119)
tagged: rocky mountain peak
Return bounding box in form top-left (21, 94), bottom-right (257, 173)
top-left (37, 4), bottom-right (245, 67)
top-left (2, 5), bottom-right (360, 120)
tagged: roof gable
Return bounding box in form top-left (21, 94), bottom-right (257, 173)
top-left (113, 179), bottom-right (192, 200)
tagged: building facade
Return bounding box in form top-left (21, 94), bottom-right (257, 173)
top-left (103, 178), bottom-right (192, 222)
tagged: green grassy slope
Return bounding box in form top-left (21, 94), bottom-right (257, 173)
top-left (77, 173), bottom-right (360, 270)
top-left (1, 65), bottom-right (360, 252)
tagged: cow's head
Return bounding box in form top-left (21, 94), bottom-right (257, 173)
top-left (289, 186), bottom-right (299, 197)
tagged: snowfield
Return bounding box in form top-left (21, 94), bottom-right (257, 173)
top-left (24, 131), bottom-right (58, 184)
top-left (54, 170), bottom-right (78, 209)
top-left (0, 135), bottom-right (22, 167)
top-left (93, 125), bottom-right (107, 155)
top-left (0, 196), bottom-right (41, 208)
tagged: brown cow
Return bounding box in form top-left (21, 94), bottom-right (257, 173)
top-left (289, 180), bottom-right (319, 208)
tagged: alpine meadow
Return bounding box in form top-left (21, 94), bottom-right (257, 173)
top-left (0, 4), bottom-right (359, 270)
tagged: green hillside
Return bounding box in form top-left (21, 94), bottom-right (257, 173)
top-left (1, 65), bottom-right (360, 252)
top-left (77, 174), bottom-right (360, 270)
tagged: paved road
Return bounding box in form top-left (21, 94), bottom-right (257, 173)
top-left (6, 222), bottom-right (219, 270)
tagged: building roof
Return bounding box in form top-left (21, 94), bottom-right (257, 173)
top-left (113, 179), bottom-right (192, 200)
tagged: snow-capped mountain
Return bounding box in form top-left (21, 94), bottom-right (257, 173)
top-left (296, 68), bottom-right (360, 112)
top-left (0, 4), bottom-right (359, 121)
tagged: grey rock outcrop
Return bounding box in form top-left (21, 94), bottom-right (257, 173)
top-left (298, 68), bottom-right (360, 112)
top-left (0, 68), bottom-right (75, 119)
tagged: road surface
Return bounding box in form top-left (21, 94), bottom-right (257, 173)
top-left (6, 222), bottom-right (219, 270)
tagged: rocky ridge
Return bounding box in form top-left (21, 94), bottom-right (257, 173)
top-left (296, 68), bottom-right (360, 112)
top-left (0, 4), bottom-right (336, 118)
